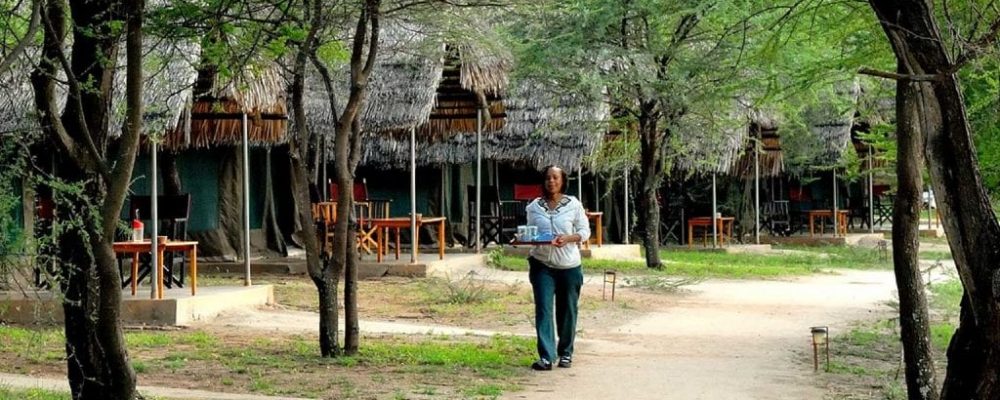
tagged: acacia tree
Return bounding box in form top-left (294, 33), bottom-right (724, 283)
top-left (284, 0), bottom-right (381, 356)
top-left (512, 0), bottom-right (752, 268)
top-left (285, 0), bottom-right (506, 355)
top-left (861, 1), bottom-right (1000, 398)
top-left (30, 0), bottom-right (145, 397)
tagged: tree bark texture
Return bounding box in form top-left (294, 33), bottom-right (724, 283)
top-left (30, 0), bottom-right (141, 398)
top-left (638, 105), bottom-right (664, 269)
top-left (892, 73), bottom-right (939, 400)
top-left (288, 8), bottom-right (339, 356)
top-left (869, 1), bottom-right (1000, 398)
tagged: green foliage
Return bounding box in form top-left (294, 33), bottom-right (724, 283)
top-left (962, 57), bottom-right (1000, 200)
top-left (0, 137), bottom-right (26, 273)
top-left (0, 387), bottom-right (70, 400)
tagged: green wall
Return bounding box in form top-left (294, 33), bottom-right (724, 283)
top-left (129, 148), bottom-right (268, 232)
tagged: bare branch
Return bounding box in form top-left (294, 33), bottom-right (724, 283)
top-left (858, 66), bottom-right (942, 82)
top-left (951, 18), bottom-right (1000, 70)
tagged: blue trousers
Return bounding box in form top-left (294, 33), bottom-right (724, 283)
top-left (528, 257), bottom-right (583, 362)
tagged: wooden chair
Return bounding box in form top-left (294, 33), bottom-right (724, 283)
top-left (312, 201), bottom-right (337, 252)
top-left (361, 198), bottom-right (392, 256)
top-left (124, 194), bottom-right (192, 288)
top-left (499, 200), bottom-right (527, 245)
top-left (467, 185), bottom-right (501, 247)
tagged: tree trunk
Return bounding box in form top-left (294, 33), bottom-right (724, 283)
top-left (58, 177), bottom-right (136, 400)
top-left (288, 15), bottom-right (340, 356)
top-left (638, 111), bottom-right (663, 269)
top-left (315, 272), bottom-right (340, 356)
top-left (344, 117), bottom-right (364, 355)
top-left (29, 0), bottom-right (140, 397)
top-left (892, 73), bottom-right (938, 400)
top-left (869, 2), bottom-right (1000, 398)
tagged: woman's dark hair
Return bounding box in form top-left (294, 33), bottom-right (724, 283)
top-left (542, 165), bottom-right (568, 195)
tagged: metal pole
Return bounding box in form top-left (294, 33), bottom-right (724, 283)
top-left (242, 113), bottom-right (251, 286)
top-left (595, 175), bottom-right (601, 212)
top-left (475, 109), bottom-right (482, 253)
top-left (868, 147), bottom-right (874, 233)
top-left (832, 169), bottom-right (839, 237)
top-left (150, 141), bottom-right (159, 299)
top-left (754, 138), bottom-right (760, 244)
top-left (410, 126), bottom-right (417, 263)
top-left (624, 169), bottom-right (630, 244)
top-left (321, 135), bottom-right (327, 201)
top-left (577, 167), bottom-right (583, 204)
top-left (711, 173), bottom-right (718, 248)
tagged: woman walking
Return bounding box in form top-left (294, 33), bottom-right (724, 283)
top-left (526, 165), bottom-right (590, 370)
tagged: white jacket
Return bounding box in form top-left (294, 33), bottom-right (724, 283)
top-left (526, 195), bottom-right (590, 269)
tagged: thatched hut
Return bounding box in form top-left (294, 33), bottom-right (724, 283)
top-left (360, 78), bottom-right (607, 172)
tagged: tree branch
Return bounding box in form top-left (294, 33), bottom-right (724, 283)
top-left (0, 0), bottom-right (41, 75)
top-left (38, 2), bottom-right (111, 179)
top-left (858, 66), bottom-right (943, 82)
top-left (950, 17), bottom-right (1000, 71)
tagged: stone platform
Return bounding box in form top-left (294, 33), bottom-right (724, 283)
top-left (1, 285), bottom-right (274, 326)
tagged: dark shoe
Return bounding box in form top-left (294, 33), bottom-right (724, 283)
top-left (557, 356), bottom-right (572, 368)
top-left (531, 359), bottom-right (552, 371)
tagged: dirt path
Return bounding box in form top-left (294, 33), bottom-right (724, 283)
top-left (505, 269), bottom-right (900, 400)
top-left (204, 265), bottom-right (908, 399)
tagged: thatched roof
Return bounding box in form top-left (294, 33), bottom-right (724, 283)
top-left (299, 23), bottom-right (443, 138)
top-left (671, 99), bottom-right (749, 176)
top-left (110, 40), bottom-right (199, 139)
top-left (732, 107), bottom-right (784, 179)
top-left (359, 78), bottom-right (608, 171)
top-left (298, 21), bottom-right (512, 145)
top-left (159, 64), bottom-right (287, 150)
top-left (0, 52), bottom-right (46, 135)
top-left (1, 41), bottom-right (197, 140)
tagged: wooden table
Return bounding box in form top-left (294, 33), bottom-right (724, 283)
top-left (808, 209), bottom-right (849, 237)
top-left (687, 217), bottom-right (735, 248)
top-left (371, 216), bottom-right (447, 262)
top-left (113, 240), bottom-right (198, 299)
top-left (585, 211), bottom-right (604, 249)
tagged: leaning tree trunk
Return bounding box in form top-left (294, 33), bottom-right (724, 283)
top-left (638, 110), bottom-right (664, 269)
top-left (892, 73), bottom-right (938, 400)
top-left (869, 2), bottom-right (1000, 398)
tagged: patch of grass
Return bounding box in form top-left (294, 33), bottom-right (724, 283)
top-left (918, 250), bottom-right (952, 261)
top-left (827, 360), bottom-right (873, 375)
top-left (1, 330), bottom-right (63, 365)
top-left (126, 331), bottom-right (174, 347)
top-left (930, 280), bottom-right (963, 318)
top-left (492, 245), bottom-right (890, 279)
top-left (930, 322), bottom-right (956, 351)
top-left (360, 335), bottom-right (535, 376)
top-left (0, 387), bottom-right (69, 400)
top-left (464, 383), bottom-right (505, 397)
top-left (0, 325), bottom-right (534, 399)
top-left (132, 360), bottom-right (148, 374)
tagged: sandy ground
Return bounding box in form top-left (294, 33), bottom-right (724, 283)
top-left (504, 269), bottom-right (904, 400)
top-left (205, 261), bottom-right (914, 400)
